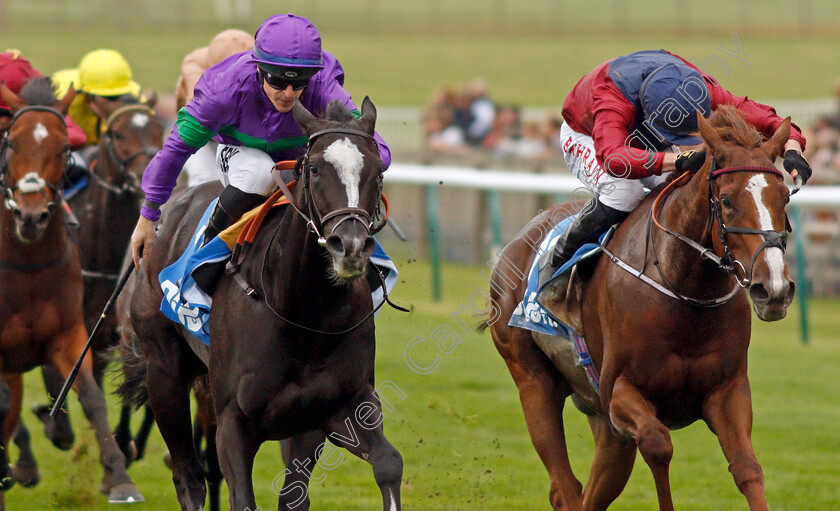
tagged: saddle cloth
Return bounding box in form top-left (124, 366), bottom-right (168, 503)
top-left (508, 214), bottom-right (604, 336)
top-left (159, 199), bottom-right (398, 345)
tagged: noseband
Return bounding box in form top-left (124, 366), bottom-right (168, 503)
top-left (96, 104), bottom-right (159, 196)
top-left (0, 106), bottom-right (68, 214)
top-left (273, 127), bottom-right (386, 246)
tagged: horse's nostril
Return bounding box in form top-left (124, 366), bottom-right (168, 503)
top-left (12, 209), bottom-right (22, 221)
top-left (325, 235), bottom-right (345, 256)
top-left (749, 283), bottom-right (769, 303)
top-left (37, 211), bottom-right (50, 224)
top-left (362, 236), bottom-right (375, 255)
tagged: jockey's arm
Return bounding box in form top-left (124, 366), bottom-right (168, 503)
top-left (592, 109), bottom-right (664, 178)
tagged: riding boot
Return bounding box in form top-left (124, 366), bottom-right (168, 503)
top-left (545, 197), bottom-right (629, 277)
top-left (193, 186), bottom-right (268, 295)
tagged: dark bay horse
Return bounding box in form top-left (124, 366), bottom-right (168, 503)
top-left (486, 106), bottom-right (795, 510)
top-left (0, 78), bottom-right (142, 506)
top-left (122, 98), bottom-right (402, 511)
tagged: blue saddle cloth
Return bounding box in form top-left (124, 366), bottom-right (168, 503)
top-left (508, 214), bottom-right (605, 337)
top-left (159, 199), bottom-right (398, 345)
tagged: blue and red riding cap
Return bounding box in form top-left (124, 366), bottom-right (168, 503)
top-left (252, 14), bottom-right (323, 80)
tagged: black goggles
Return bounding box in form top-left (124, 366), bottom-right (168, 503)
top-left (259, 68), bottom-right (310, 91)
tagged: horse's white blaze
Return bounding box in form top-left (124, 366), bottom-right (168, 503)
top-left (32, 122), bottom-right (48, 144)
top-left (131, 113), bottom-right (149, 128)
top-left (324, 138), bottom-right (364, 207)
top-left (746, 174), bottom-right (786, 288)
top-left (389, 490), bottom-right (397, 511)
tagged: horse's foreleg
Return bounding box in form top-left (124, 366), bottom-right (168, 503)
top-left (276, 430), bottom-right (326, 511)
top-left (0, 377), bottom-right (15, 494)
top-left (494, 329), bottom-right (581, 511)
top-left (216, 407), bottom-right (260, 511)
top-left (327, 387), bottom-right (403, 511)
top-left (50, 323), bottom-right (143, 504)
top-left (2, 374), bottom-right (40, 487)
top-left (582, 414), bottom-right (637, 511)
top-left (33, 363), bottom-right (75, 450)
top-left (608, 376), bottom-right (674, 511)
top-left (703, 375), bottom-right (768, 511)
top-left (134, 404), bottom-right (156, 461)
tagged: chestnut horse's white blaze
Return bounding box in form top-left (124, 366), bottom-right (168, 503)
top-left (324, 137), bottom-right (364, 207)
top-left (746, 174), bottom-right (786, 289)
top-left (32, 122), bottom-right (49, 144)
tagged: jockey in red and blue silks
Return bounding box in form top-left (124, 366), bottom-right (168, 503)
top-left (545, 49), bottom-right (812, 276)
top-left (130, 14), bottom-right (391, 269)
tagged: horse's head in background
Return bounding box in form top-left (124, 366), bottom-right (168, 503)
top-left (0, 77), bottom-right (74, 242)
top-left (96, 93), bottom-right (162, 198)
top-left (292, 97), bottom-right (383, 280)
top-left (698, 106), bottom-right (794, 320)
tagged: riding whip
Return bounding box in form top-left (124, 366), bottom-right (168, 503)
top-left (50, 262), bottom-right (135, 419)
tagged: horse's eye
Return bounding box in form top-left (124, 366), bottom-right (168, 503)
top-left (721, 196), bottom-right (732, 208)
top-left (112, 132), bottom-right (125, 142)
top-left (309, 165), bottom-right (319, 175)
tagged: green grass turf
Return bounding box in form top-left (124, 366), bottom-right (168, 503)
top-left (1, 20), bottom-right (839, 107)
top-left (5, 258), bottom-right (840, 510)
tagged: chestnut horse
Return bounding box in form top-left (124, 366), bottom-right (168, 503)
top-left (0, 78), bottom-right (142, 505)
top-left (121, 98), bottom-right (402, 511)
top-left (13, 95), bottom-right (165, 482)
top-left (486, 106), bottom-right (795, 510)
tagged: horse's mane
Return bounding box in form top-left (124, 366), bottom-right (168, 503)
top-left (708, 105), bottom-right (762, 148)
top-left (19, 76), bottom-right (58, 107)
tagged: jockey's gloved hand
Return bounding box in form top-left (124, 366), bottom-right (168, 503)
top-left (783, 149), bottom-right (812, 184)
top-left (674, 149), bottom-right (707, 173)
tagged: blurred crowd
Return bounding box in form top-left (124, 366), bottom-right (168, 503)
top-left (803, 78), bottom-right (840, 184)
top-left (422, 79), bottom-right (564, 163)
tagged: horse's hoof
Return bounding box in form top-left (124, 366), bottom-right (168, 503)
top-left (0, 467), bottom-right (15, 492)
top-left (108, 483), bottom-right (144, 504)
top-left (12, 463), bottom-right (40, 488)
top-left (126, 440), bottom-right (138, 464)
top-left (32, 404), bottom-right (74, 450)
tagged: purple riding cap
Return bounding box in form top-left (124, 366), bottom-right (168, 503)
top-left (140, 14), bottom-right (391, 222)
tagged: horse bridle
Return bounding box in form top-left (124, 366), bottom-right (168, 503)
top-left (645, 159), bottom-right (789, 306)
top-left (273, 127), bottom-right (387, 246)
top-left (705, 162), bottom-right (789, 286)
top-left (0, 105), bottom-right (69, 215)
top-left (256, 126), bottom-right (398, 335)
top-left (94, 104), bottom-right (159, 196)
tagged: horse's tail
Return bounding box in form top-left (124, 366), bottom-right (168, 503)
top-left (114, 324), bottom-right (148, 409)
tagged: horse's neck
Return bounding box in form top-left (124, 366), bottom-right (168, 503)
top-left (262, 205), bottom-right (357, 310)
top-left (0, 205), bottom-right (69, 263)
top-left (79, 170), bottom-right (140, 269)
top-left (653, 171), bottom-right (728, 290)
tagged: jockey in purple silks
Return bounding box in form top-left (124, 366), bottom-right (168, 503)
top-left (130, 13), bottom-right (391, 269)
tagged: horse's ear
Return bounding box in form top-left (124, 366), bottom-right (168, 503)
top-left (760, 117), bottom-right (791, 160)
top-left (57, 84), bottom-right (75, 115)
top-left (358, 96), bottom-right (377, 135)
top-left (0, 81), bottom-right (24, 113)
top-left (697, 110), bottom-right (723, 151)
top-left (292, 99), bottom-right (318, 134)
top-left (144, 90), bottom-right (158, 110)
